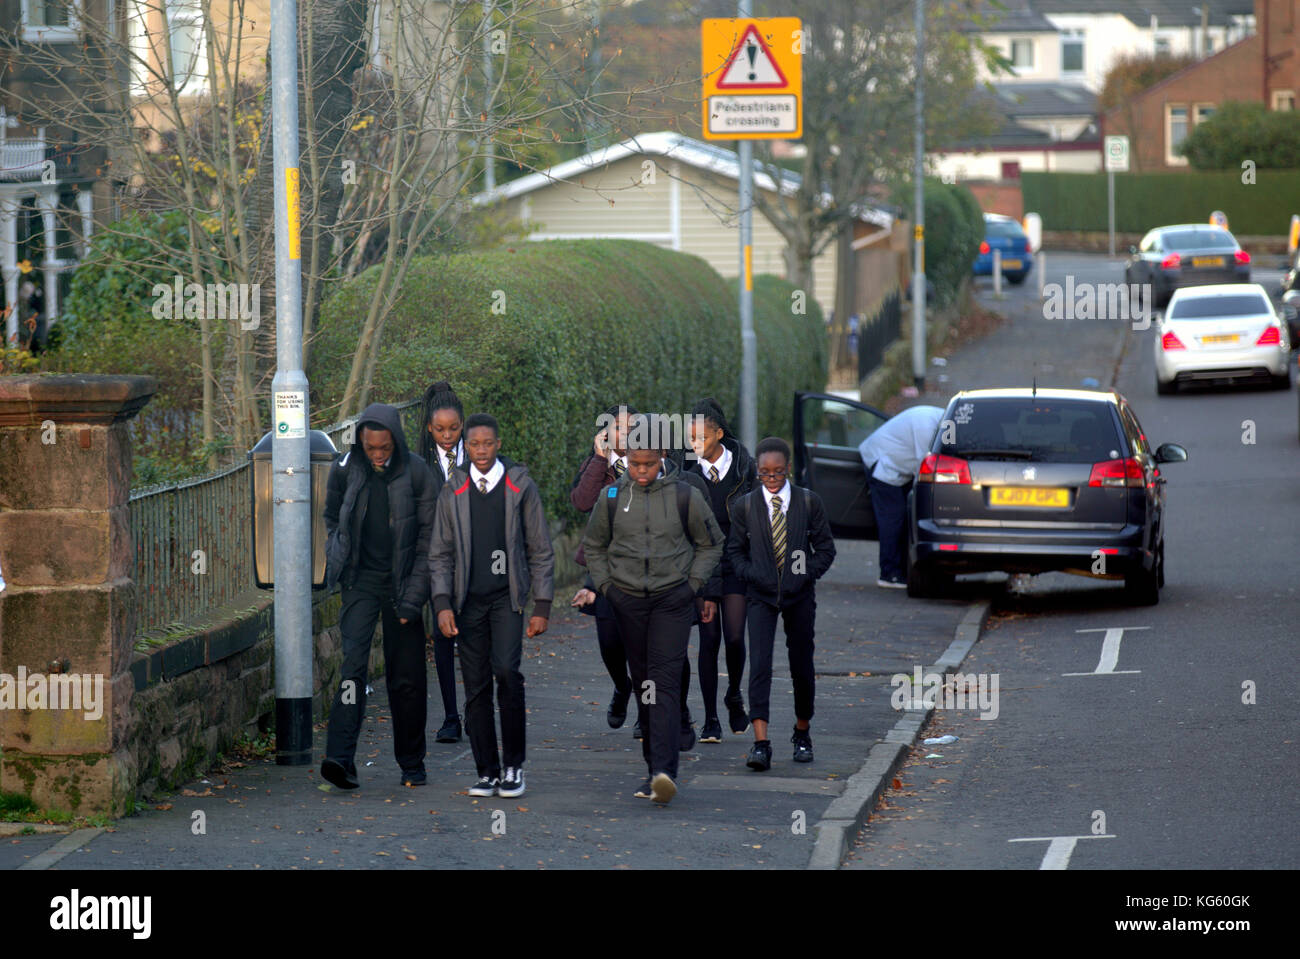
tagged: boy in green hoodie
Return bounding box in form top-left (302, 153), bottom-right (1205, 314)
top-left (581, 414), bottom-right (724, 804)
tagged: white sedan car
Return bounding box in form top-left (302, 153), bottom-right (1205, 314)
top-left (1153, 284), bottom-right (1292, 394)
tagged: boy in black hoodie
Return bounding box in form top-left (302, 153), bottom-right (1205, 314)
top-left (429, 413), bottom-right (554, 799)
top-left (322, 403), bottom-right (437, 790)
top-left (725, 437), bottom-right (836, 772)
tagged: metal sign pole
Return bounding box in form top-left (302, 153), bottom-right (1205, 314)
top-left (911, 0), bottom-right (926, 389)
top-left (738, 0), bottom-right (756, 452)
top-left (270, 0), bottom-right (312, 765)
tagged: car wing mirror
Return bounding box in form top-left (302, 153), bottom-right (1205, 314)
top-left (1154, 443), bottom-right (1188, 464)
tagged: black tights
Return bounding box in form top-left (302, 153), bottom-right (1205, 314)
top-left (697, 593), bottom-right (748, 718)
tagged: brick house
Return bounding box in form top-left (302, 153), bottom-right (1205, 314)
top-left (1102, 0), bottom-right (1300, 170)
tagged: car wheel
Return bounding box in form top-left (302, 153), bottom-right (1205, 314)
top-left (1156, 542), bottom-right (1165, 589)
top-left (1124, 561), bottom-right (1159, 606)
top-left (1007, 272), bottom-right (1028, 286)
top-left (907, 562), bottom-right (954, 598)
top-left (1155, 374), bottom-right (1176, 396)
top-left (1270, 371), bottom-right (1292, 391)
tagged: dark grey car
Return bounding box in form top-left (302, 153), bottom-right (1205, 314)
top-left (907, 388), bottom-right (1187, 605)
top-left (1125, 224), bottom-right (1251, 308)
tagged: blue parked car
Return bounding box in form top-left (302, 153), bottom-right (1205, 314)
top-left (973, 213), bottom-right (1032, 285)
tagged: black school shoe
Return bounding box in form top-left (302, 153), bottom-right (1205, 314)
top-left (746, 740), bottom-right (773, 772)
top-left (632, 719), bottom-right (644, 740)
top-left (680, 721), bottom-right (696, 752)
top-left (634, 777), bottom-right (654, 799)
top-left (436, 716), bottom-right (462, 743)
top-left (607, 687), bottom-right (631, 729)
top-left (791, 726), bottom-right (814, 763)
top-left (724, 691), bottom-right (750, 735)
top-left (401, 766), bottom-right (427, 787)
top-left (321, 758), bottom-right (359, 790)
top-left (699, 717), bottom-right (723, 743)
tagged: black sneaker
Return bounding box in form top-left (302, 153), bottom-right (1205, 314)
top-left (699, 717), bottom-right (723, 743)
top-left (791, 726), bottom-right (814, 763)
top-left (679, 722), bottom-right (696, 752)
top-left (746, 740), bottom-right (772, 772)
top-left (724, 691), bottom-right (749, 735)
top-left (632, 719), bottom-right (644, 740)
top-left (436, 716), bottom-right (462, 743)
top-left (607, 687), bottom-right (631, 729)
top-left (321, 758), bottom-right (359, 790)
top-left (401, 767), bottom-right (427, 787)
top-left (634, 777), bottom-right (654, 799)
top-left (499, 767), bottom-right (525, 798)
top-left (467, 775), bottom-right (498, 797)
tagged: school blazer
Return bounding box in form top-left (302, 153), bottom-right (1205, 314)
top-left (724, 485), bottom-right (836, 606)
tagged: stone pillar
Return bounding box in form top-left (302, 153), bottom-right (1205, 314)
top-left (0, 374), bottom-right (156, 816)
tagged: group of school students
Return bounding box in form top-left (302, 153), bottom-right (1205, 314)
top-left (318, 381), bottom-right (836, 805)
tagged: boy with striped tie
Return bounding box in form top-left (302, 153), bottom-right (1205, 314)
top-left (724, 437), bottom-right (836, 771)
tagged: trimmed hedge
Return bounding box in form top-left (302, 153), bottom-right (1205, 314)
top-left (311, 239), bottom-right (828, 527)
top-left (924, 179), bottom-right (984, 307)
top-left (1022, 170), bottom-right (1300, 236)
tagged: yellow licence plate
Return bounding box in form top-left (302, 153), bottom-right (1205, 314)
top-left (1200, 334), bottom-right (1240, 344)
top-left (989, 487), bottom-right (1070, 507)
top-left (1191, 256), bottom-right (1224, 267)
top-left (1001, 259), bottom-right (1022, 270)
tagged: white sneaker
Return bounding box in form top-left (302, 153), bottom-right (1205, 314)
top-left (650, 772), bottom-right (677, 804)
top-left (877, 577), bottom-right (908, 589)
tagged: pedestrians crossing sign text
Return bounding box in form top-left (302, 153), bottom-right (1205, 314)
top-left (702, 17), bottom-right (802, 140)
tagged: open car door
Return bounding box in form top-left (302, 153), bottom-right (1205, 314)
top-left (792, 391), bottom-right (889, 539)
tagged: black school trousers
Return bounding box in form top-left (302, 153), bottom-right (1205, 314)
top-left (607, 580), bottom-right (696, 779)
top-left (458, 588), bottom-right (526, 777)
top-left (326, 584), bottom-right (428, 774)
top-left (746, 589), bottom-right (817, 726)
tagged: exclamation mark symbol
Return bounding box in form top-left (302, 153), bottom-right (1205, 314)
top-left (746, 40), bottom-right (757, 81)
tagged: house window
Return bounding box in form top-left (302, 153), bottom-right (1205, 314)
top-left (1274, 90), bottom-right (1296, 110)
top-left (1166, 105), bottom-right (1190, 165)
top-left (1154, 35), bottom-right (1172, 56)
top-left (1010, 39), bottom-right (1034, 70)
top-left (1061, 30), bottom-right (1085, 75)
top-left (126, 0), bottom-right (208, 95)
top-left (21, 0), bottom-right (81, 42)
top-left (1194, 103), bottom-right (1215, 125)
top-left (1001, 160), bottom-right (1022, 180)
top-left (167, 0), bottom-right (208, 94)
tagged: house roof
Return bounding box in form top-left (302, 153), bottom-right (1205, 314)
top-left (964, 1), bottom-right (1058, 32)
top-left (992, 82), bottom-right (1098, 117)
top-left (470, 130), bottom-right (893, 228)
top-left (1031, 1), bottom-right (1254, 29)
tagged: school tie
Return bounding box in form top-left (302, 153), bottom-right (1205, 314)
top-left (708, 465), bottom-right (719, 483)
top-left (614, 459), bottom-right (627, 477)
top-left (478, 477), bottom-right (487, 494)
top-left (446, 450), bottom-right (456, 476)
top-left (770, 495), bottom-right (787, 571)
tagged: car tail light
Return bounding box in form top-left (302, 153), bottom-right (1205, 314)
top-left (1088, 458), bottom-right (1144, 488)
top-left (937, 544), bottom-right (960, 551)
top-left (979, 241), bottom-right (990, 255)
top-left (1161, 330), bottom-right (1186, 350)
top-left (1023, 238), bottom-right (1032, 254)
top-left (1234, 250), bottom-right (1251, 265)
top-left (1257, 325), bottom-right (1281, 346)
top-left (1161, 253), bottom-right (1182, 269)
top-left (918, 453), bottom-right (972, 485)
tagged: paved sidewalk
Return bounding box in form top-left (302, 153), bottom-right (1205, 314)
top-left (3, 541), bottom-right (993, 871)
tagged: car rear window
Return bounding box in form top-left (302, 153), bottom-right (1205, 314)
top-left (1168, 293), bottom-right (1270, 319)
top-left (1161, 229), bottom-right (1236, 251)
top-left (938, 399), bottom-right (1124, 464)
top-left (985, 220), bottom-right (1025, 239)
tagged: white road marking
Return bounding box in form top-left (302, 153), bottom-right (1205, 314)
top-left (1008, 834), bottom-right (1116, 869)
top-left (1063, 626), bottom-right (1149, 676)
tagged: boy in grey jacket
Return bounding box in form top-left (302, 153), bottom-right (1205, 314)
top-left (430, 413), bottom-right (554, 799)
top-left (581, 416), bottom-right (724, 803)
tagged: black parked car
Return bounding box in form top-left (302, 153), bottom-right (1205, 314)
top-left (1125, 224), bottom-right (1251, 309)
top-left (905, 388), bottom-right (1187, 605)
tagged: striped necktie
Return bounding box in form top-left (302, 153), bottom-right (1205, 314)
top-left (478, 477), bottom-right (487, 493)
top-left (446, 450), bottom-right (456, 476)
top-left (708, 465), bottom-right (719, 483)
top-left (614, 459), bottom-right (627, 477)
top-left (770, 494), bottom-right (787, 571)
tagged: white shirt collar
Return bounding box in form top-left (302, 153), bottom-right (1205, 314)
top-left (762, 480), bottom-right (791, 515)
top-left (700, 443), bottom-right (732, 481)
top-left (470, 459), bottom-right (505, 492)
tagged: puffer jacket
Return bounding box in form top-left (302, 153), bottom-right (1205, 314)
top-left (428, 456), bottom-right (555, 618)
top-left (323, 402), bottom-right (437, 621)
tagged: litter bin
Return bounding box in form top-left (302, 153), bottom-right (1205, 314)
top-left (249, 430), bottom-right (338, 589)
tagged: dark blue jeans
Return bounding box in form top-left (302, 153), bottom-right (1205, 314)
top-left (867, 473), bottom-right (910, 581)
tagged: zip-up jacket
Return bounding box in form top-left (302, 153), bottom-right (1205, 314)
top-left (428, 455), bottom-right (555, 619)
top-left (581, 464), bottom-right (724, 598)
top-left (323, 402), bottom-right (436, 621)
top-left (725, 484), bottom-right (836, 606)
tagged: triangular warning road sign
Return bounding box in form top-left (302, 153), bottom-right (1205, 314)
top-left (716, 23), bottom-right (788, 90)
